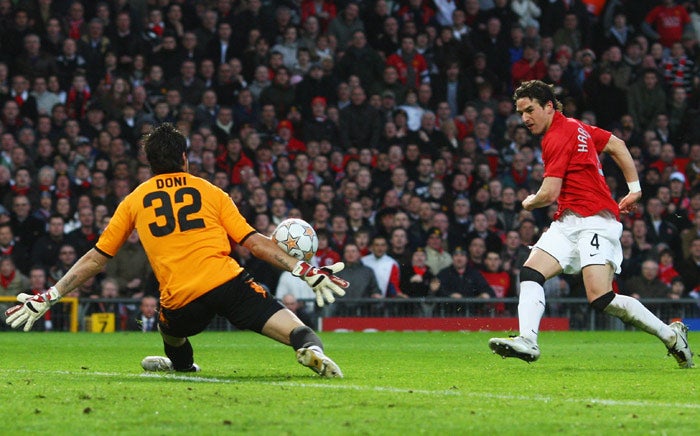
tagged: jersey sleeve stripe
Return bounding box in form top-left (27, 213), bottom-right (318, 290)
top-left (94, 246), bottom-right (114, 259)
top-left (239, 230), bottom-right (257, 246)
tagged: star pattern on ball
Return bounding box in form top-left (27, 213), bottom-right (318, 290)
top-left (304, 226), bottom-right (315, 237)
top-left (284, 234), bottom-right (299, 251)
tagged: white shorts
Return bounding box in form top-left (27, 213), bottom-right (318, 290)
top-left (534, 213), bottom-right (623, 275)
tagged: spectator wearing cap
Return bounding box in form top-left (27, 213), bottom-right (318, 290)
top-left (276, 119), bottom-right (306, 157)
top-left (424, 227), bottom-right (453, 275)
top-left (302, 96), bottom-right (339, 144)
top-left (574, 48), bottom-right (597, 87)
top-left (668, 170), bottom-right (688, 189)
top-left (376, 90), bottom-right (399, 126)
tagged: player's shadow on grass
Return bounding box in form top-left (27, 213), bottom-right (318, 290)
top-left (136, 373), bottom-right (339, 384)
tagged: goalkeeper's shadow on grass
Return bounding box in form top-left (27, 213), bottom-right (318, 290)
top-left (136, 373), bottom-right (342, 384)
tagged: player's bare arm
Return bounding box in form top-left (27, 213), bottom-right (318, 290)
top-left (5, 248), bottom-right (111, 331)
top-left (602, 134), bottom-right (642, 213)
top-left (54, 249), bottom-right (110, 297)
top-left (243, 232), bottom-right (300, 272)
top-left (244, 231), bottom-right (348, 306)
top-left (522, 176), bottom-right (562, 210)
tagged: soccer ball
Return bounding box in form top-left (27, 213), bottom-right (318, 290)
top-left (271, 218), bottom-right (318, 262)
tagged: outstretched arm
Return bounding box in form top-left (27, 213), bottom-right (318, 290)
top-left (602, 134), bottom-right (642, 213)
top-left (244, 233), bottom-right (348, 306)
top-left (244, 232), bottom-right (304, 272)
top-left (53, 248), bottom-right (111, 297)
top-left (6, 249), bottom-right (110, 331)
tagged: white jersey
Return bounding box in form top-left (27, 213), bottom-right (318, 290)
top-left (361, 254), bottom-right (400, 296)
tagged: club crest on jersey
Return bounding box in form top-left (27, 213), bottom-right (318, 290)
top-left (576, 126), bottom-right (590, 153)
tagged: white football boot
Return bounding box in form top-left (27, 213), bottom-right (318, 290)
top-left (489, 336), bottom-right (541, 362)
top-left (667, 322), bottom-right (694, 369)
top-left (141, 356), bottom-right (201, 372)
top-left (296, 346), bottom-right (343, 378)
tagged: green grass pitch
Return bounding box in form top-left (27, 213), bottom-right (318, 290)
top-left (1, 331), bottom-right (698, 435)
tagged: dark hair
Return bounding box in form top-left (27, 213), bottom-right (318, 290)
top-left (513, 80), bottom-right (563, 111)
top-left (143, 123), bottom-right (187, 174)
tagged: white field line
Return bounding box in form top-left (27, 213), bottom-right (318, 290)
top-left (3, 368), bottom-right (700, 410)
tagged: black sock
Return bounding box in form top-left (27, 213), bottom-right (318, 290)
top-left (289, 326), bottom-right (323, 351)
top-left (164, 338), bottom-right (195, 371)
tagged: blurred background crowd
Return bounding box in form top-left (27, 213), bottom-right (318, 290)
top-left (1, 0), bottom-right (700, 331)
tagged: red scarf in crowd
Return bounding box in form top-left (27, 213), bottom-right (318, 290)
top-left (1, 270), bottom-right (16, 288)
top-left (68, 19), bottom-right (83, 39)
top-left (412, 265), bottom-right (427, 276)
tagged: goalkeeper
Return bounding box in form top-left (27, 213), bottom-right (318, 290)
top-left (5, 123), bottom-right (348, 378)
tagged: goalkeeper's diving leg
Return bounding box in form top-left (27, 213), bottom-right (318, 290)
top-left (141, 332), bottom-right (201, 372)
top-left (263, 308), bottom-right (343, 378)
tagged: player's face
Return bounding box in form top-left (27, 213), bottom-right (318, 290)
top-left (516, 97), bottom-right (554, 135)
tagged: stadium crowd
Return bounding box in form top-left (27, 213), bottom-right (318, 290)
top-left (1, 0), bottom-right (700, 331)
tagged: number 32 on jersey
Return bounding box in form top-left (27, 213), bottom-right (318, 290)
top-left (143, 186), bottom-right (205, 237)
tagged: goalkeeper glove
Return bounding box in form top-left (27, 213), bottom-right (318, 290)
top-left (5, 287), bottom-right (61, 332)
top-left (292, 261), bottom-right (348, 307)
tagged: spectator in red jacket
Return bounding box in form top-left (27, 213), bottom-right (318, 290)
top-left (386, 35), bottom-right (430, 89)
top-left (511, 43), bottom-right (546, 89)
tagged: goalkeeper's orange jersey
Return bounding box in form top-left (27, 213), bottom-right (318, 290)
top-left (95, 172), bottom-right (256, 310)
